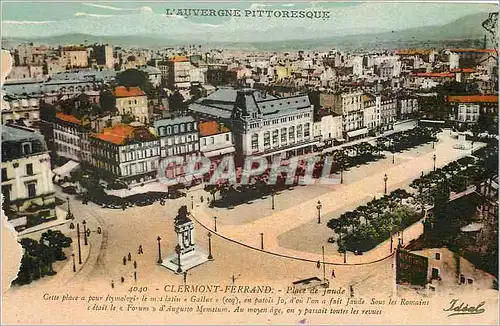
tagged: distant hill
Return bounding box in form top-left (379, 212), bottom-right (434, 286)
top-left (2, 12), bottom-right (492, 51)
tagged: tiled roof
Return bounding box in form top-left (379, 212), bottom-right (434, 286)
top-left (92, 124), bottom-right (157, 145)
top-left (450, 68), bottom-right (476, 73)
top-left (56, 112), bottom-right (83, 125)
top-left (448, 48), bottom-right (496, 54)
top-left (412, 72), bottom-right (455, 78)
top-left (170, 56), bottom-right (189, 62)
top-left (446, 95), bottom-right (498, 103)
top-left (199, 121), bottom-right (230, 136)
top-left (395, 49), bottom-right (431, 55)
top-left (113, 86), bottom-right (145, 98)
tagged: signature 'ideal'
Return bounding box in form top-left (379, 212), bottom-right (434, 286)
top-left (443, 299), bottom-right (486, 317)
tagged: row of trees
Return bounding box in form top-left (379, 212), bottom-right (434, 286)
top-left (376, 126), bottom-right (439, 153)
top-left (12, 230), bottom-right (73, 286)
top-left (327, 189), bottom-right (418, 252)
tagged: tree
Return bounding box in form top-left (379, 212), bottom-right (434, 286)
top-left (432, 182), bottom-right (450, 220)
top-left (116, 69), bottom-right (147, 87)
top-left (99, 90), bottom-right (117, 113)
top-left (168, 90), bottom-right (186, 111)
top-left (40, 230), bottom-right (72, 261)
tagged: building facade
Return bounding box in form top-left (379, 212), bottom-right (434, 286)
top-left (113, 86), bottom-right (150, 124)
top-left (53, 112), bottom-right (91, 163)
top-left (1, 125), bottom-right (56, 232)
top-left (90, 123), bottom-right (160, 185)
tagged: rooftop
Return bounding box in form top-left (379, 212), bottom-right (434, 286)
top-left (446, 95), bottom-right (498, 103)
top-left (153, 116), bottom-right (195, 129)
top-left (448, 48), bottom-right (496, 54)
top-left (113, 86), bottom-right (145, 98)
top-left (199, 121), bottom-right (231, 137)
top-left (92, 123), bottom-right (157, 145)
top-left (56, 112), bottom-right (85, 125)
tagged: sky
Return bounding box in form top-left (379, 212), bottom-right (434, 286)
top-left (1, 1), bottom-right (497, 40)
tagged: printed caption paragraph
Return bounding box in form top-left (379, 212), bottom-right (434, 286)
top-left (42, 284), bottom-right (430, 317)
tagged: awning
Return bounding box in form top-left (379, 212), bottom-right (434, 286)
top-left (53, 160), bottom-right (80, 177)
top-left (203, 146), bottom-right (236, 158)
top-left (347, 128), bottom-right (368, 138)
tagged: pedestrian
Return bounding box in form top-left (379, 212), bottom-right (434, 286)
top-left (123, 256), bottom-right (127, 265)
top-left (134, 261), bottom-right (137, 269)
top-left (128, 252), bottom-right (132, 261)
top-left (111, 280), bottom-right (114, 289)
top-left (316, 261), bottom-right (321, 269)
top-left (121, 276), bottom-right (124, 283)
top-left (200, 196), bottom-right (204, 203)
top-left (138, 245), bottom-right (143, 254)
top-left (331, 269), bottom-right (336, 278)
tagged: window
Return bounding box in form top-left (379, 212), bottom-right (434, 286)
top-left (225, 134), bottom-right (230, 141)
top-left (297, 125), bottom-right (302, 139)
top-left (1, 168), bottom-right (7, 180)
top-left (251, 134), bottom-right (259, 151)
top-left (281, 128), bottom-right (287, 144)
top-left (180, 124), bottom-right (186, 133)
top-left (435, 253), bottom-right (440, 260)
top-left (304, 123), bottom-right (310, 138)
top-left (166, 126), bottom-right (172, 135)
top-left (26, 163), bottom-right (33, 175)
top-left (174, 125), bottom-right (179, 133)
top-left (431, 268), bottom-right (439, 279)
top-left (272, 130), bottom-right (279, 145)
top-left (22, 142), bottom-right (32, 155)
top-left (264, 131), bottom-right (270, 148)
top-left (187, 124), bottom-right (192, 131)
top-left (289, 126), bottom-right (295, 143)
top-left (27, 182), bottom-right (36, 198)
top-left (202, 138), bottom-right (207, 146)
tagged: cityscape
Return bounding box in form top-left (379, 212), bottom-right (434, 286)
top-left (1, 1), bottom-right (499, 324)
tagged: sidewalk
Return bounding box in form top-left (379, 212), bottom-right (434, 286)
top-left (192, 131), bottom-right (484, 265)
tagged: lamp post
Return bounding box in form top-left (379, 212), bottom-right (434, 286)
top-left (392, 151), bottom-right (395, 164)
top-left (260, 233), bottom-right (264, 250)
top-left (157, 236), bottom-right (163, 264)
top-left (72, 253), bottom-right (76, 272)
top-left (340, 168), bottom-right (344, 184)
top-left (343, 249), bottom-right (347, 264)
top-left (390, 236), bottom-right (393, 253)
top-left (76, 223), bottom-right (82, 264)
top-left (207, 232), bottom-right (213, 260)
top-left (66, 196), bottom-right (73, 220)
top-left (213, 216), bottom-right (217, 232)
top-left (322, 246), bottom-right (326, 283)
top-left (317, 200), bottom-right (322, 224)
top-left (191, 196), bottom-right (194, 210)
top-left (271, 190), bottom-right (275, 210)
top-left (82, 220), bottom-right (88, 246)
top-left (384, 174), bottom-right (388, 195)
top-left (432, 140), bottom-right (435, 149)
top-left (401, 229), bottom-right (404, 245)
top-left (433, 154), bottom-right (436, 172)
top-left (175, 244), bottom-right (182, 273)
top-left (471, 141), bottom-right (474, 154)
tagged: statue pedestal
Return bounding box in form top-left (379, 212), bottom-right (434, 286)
top-left (161, 245), bottom-right (209, 274)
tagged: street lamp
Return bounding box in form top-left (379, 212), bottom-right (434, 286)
top-left (271, 190), bottom-right (275, 210)
top-left (207, 232), bottom-right (213, 260)
top-left (340, 168), bottom-right (344, 184)
top-left (384, 174), bottom-right (388, 195)
top-left (390, 235), bottom-right (393, 253)
top-left (401, 230), bottom-right (404, 245)
top-left (82, 220), bottom-right (88, 246)
top-left (157, 236), bottom-right (163, 264)
top-left (66, 196), bottom-right (74, 220)
top-left (175, 244), bottom-right (182, 273)
top-left (471, 141), bottom-right (474, 154)
top-left (433, 154), bottom-right (436, 172)
top-left (72, 253), bottom-right (76, 272)
top-left (432, 140), bottom-right (435, 149)
top-left (260, 233), bottom-right (264, 250)
top-left (213, 216), bottom-right (217, 232)
top-left (392, 151), bottom-right (395, 164)
top-left (343, 250), bottom-right (347, 264)
top-left (191, 196), bottom-right (194, 209)
top-left (317, 200), bottom-right (322, 224)
top-left (76, 223), bottom-right (82, 264)
top-left (322, 246), bottom-right (327, 283)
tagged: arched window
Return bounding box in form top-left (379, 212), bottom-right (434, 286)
top-left (166, 126), bottom-right (172, 135)
top-left (281, 127), bottom-right (287, 144)
top-left (289, 126), bottom-right (295, 143)
top-left (297, 125), bottom-right (302, 139)
top-left (180, 124), bottom-right (186, 133)
top-left (263, 131), bottom-right (270, 148)
top-left (304, 123), bottom-right (310, 138)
